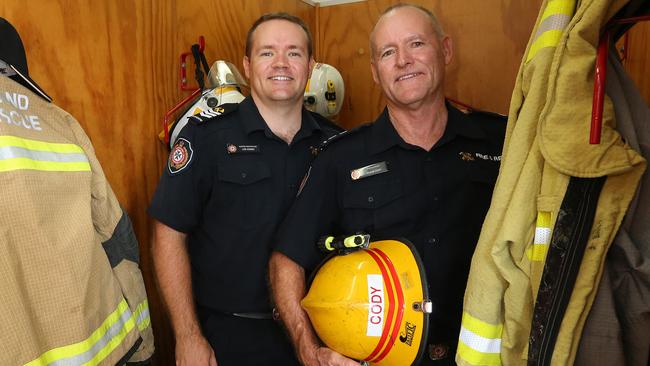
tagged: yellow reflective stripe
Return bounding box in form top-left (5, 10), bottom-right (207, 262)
top-left (528, 211), bottom-right (552, 261)
top-left (0, 135), bottom-right (90, 172)
top-left (0, 135), bottom-right (84, 154)
top-left (526, 0), bottom-right (576, 63)
top-left (24, 298), bottom-right (136, 366)
top-left (461, 312), bottom-right (503, 339)
top-left (526, 30), bottom-right (564, 63)
top-left (0, 158), bottom-right (90, 172)
top-left (134, 299), bottom-right (151, 332)
top-left (527, 244), bottom-right (549, 261)
top-left (536, 211), bottom-right (551, 228)
top-left (541, 0), bottom-right (577, 22)
top-left (457, 340), bottom-right (502, 366)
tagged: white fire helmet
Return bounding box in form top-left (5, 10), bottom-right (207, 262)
top-left (168, 61), bottom-right (247, 148)
top-left (304, 62), bottom-right (344, 119)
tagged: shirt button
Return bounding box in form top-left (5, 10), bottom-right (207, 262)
top-left (425, 157), bottom-right (432, 162)
top-left (433, 196), bottom-right (439, 201)
top-left (367, 196), bottom-right (374, 203)
top-left (241, 172), bottom-right (247, 179)
top-left (428, 237), bottom-right (438, 244)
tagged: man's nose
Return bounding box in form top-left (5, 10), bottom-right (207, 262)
top-left (396, 49), bottom-right (413, 67)
top-left (273, 53), bottom-right (289, 68)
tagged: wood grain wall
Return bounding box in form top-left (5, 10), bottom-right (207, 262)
top-left (1, 1), bottom-right (647, 365)
top-left (622, 21), bottom-right (650, 104)
top-left (315, 0), bottom-right (544, 129)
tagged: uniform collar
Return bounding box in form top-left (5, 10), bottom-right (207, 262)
top-left (367, 102), bottom-right (486, 155)
top-left (238, 96), bottom-right (321, 140)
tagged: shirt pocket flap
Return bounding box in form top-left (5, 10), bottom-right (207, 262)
top-left (343, 179), bottom-right (403, 209)
top-left (218, 161), bottom-right (271, 185)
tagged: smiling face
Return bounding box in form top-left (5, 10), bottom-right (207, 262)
top-left (370, 6), bottom-right (452, 110)
top-left (243, 19), bottom-right (314, 108)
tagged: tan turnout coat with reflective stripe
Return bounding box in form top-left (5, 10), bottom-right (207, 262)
top-left (456, 0), bottom-right (646, 365)
top-left (0, 76), bottom-right (152, 365)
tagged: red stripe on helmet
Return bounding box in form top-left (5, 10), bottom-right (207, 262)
top-left (369, 248), bottom-right (405, 363)
top-left (363, 248), bottom-right (397, 362)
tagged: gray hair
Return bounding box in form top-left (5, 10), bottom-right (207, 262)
top-left (370, 3), bottom-right (445, 56)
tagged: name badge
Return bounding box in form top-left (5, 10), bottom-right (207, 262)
top-left (226, 143), bottom-right (260, 154)
top-left (350, 161), bottom-right (389, 180)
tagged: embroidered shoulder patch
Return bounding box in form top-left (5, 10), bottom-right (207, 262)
top-left (168, 138), bottom-right (194, 174)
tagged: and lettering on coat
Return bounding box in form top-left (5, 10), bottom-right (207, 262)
top-left (0, 92), bottom-right (42, 131)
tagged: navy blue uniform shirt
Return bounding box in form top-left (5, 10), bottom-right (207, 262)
top-left (148, 96), bottom-right (342, 314)
top-left (274, 103), bottom-right (506, 357)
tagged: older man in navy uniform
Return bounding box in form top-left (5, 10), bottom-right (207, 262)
top-left (148, 13), bottom-right (341, 366)
top-left (270, 4), bottom-right (506, 366)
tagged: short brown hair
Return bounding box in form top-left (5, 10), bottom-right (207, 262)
top-left (245, 13), bottom-right (313, 58)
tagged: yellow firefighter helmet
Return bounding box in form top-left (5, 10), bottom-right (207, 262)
top-left (302, 236), bottom-right (432, 366)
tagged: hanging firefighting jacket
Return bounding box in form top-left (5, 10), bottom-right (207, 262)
top-left (575, 48), bottom-right (650, 366)
top-left (0, 75), bottom-right (153, 365)
top-left (456, 0), bottom-right (646, 365)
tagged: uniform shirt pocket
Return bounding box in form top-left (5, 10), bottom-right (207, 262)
top-left (216, 160), bottom-right (273, 229)
top-left (341, 177), bottom-right (404, 233)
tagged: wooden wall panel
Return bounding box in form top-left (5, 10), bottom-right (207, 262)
top-left (316, 0), bottom-right (543, 129)
top-left (623, 21), bottom-right (650, 105)
top-left (174, 0), bottom-right (315, 94)
top-left (1, 1), bottom-right (314, 365)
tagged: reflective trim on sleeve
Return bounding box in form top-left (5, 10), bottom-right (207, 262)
top-left (0, 135), bottom-right (90, 172)
top-left (24, 298), bottom-right (136, 366)
top-left (134, 299), bottom-right (151, 332)
top-left (525, 0), bottom-right (577, 63)
top-left (457, 341), bottom-right (502, 366)
top-left (527, 211), bottom-right (552, 261)
top-left (457, 312), bottom-right (503, 366)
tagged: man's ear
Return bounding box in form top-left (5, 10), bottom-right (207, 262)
top-left (441, 36), bottom-right (453, 65)
top-left (370, 60), bottom-right (379, 85)
top-left (242, 55), bottom-right (251, 79)
top-left (308, 56), bottom-right (315, 78)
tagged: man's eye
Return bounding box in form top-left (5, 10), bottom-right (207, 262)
top-left (260, 51), bottom-right (273, 57)
top-left (289, 52), bottom-right (302, 57)
top-left (412, 41), bottom-right (424, 47)
top-left (381, 49), bottom-right (395, 58)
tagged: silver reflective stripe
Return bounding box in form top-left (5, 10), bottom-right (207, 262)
top-left (49, 307), bottom-right (134, 366)
top-left (136, 306), bottom-right (150, 330)
top-left (533, 13), bottom-right (572, 40)
top-left (0, 145), bottom-right (88, 164)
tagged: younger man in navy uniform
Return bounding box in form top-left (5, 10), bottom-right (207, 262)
top-left (148, 13), bottom-right (341, 366)
top-left (270, 4), bottom-right (506, 366)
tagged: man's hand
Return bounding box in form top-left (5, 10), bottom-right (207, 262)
top-left (310, 346), bottom-right (360, 366)
top-left (269, 252), bottom-right (361, 366)
top-left (175, 332), bottom-right (217, 366)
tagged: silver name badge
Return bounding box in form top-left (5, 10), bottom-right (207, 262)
top-left (350, 161), bottom-right (389, 180)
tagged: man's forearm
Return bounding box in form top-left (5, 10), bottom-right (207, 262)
top-left (151, 220), bottom-right (202, 339)
top-left (269, 251), bottom-right (321, 365)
